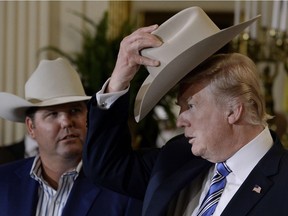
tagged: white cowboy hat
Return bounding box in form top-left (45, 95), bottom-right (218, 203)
top-left (0, 58), bottom-right (91, 122)
top-left (134, 6), bottom-right (260, 122)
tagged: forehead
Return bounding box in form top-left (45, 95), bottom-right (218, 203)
top-left (37, 101), bottom-right (87, 112)
top-left (177, 81), bottom-right (208, 102)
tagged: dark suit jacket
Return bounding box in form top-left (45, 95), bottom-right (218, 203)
top-left (0, 157), bottom-right (142, 216)
top-left (83, 93), bottom-right (288, 216)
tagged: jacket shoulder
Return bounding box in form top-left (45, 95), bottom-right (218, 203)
top-left (0, 158), bottom-right (34, 182)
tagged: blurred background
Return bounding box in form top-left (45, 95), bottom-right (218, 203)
top-left (0, 0), bottom-right (287, 149)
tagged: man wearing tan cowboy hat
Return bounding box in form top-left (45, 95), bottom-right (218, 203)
top-left (0, 58), bottom-right (142, 215)
top-left (83, 7), bottom-right (288, 216)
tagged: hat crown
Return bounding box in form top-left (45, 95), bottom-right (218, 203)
top-left (25, 58), bottom-right (86, 102)
top-left (0, 57), bottom-right (90, 123)
top-left (141, 7), bottom-right (220, 78)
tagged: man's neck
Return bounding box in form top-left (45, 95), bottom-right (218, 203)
top-left (40, 156), bottom-right (81, 189)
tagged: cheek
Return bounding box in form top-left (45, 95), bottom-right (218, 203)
top-left (195, 114), bottom-right (227, 144)
top-left (206, 122), bottom-right (230, 152)
top-left (77, 119), bottom-right (88, 136)
top-left (80, 127), bottom-right (87, 139)
top-left (79, 117), bottom-right (87, 128)
top-left (35, 123), bottom-right (58, 138)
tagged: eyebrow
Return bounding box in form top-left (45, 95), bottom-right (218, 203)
top-left (186, 96), bottom-right (194, 103)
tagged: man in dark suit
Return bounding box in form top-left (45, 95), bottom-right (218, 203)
top-left (0, 58), bottom-right (142, 216)
top-left (83, 7), bottom-right (288, 216)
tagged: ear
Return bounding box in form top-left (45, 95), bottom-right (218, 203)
top-left (227, 103), bottom-right (243, 124)
top-left (25, 117), bottom-right (36, 138)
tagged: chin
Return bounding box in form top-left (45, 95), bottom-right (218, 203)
top-left (191, 146), bottom-right (207, 159)
top-left (62, 146), bottom-right (82, 156)
top-left (191, 147), bottom-right (200, 157)
top-left (63, 151), bottom-right (82, 160)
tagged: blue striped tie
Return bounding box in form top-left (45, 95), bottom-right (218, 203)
top-left (196, 162), bottom-right (231, 216)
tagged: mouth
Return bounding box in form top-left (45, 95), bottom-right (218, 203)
top-left (185, 136), bottom-right (195, 144)
top-left (60, 134), bottom-right (79, 141)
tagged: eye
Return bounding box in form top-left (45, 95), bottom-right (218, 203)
top-left (186, 97), bottom-right (195, 110)
top-left (188, 103), bottom-right (194, 109)
top-left (71, 107), bottom-right (83, 115)
top-left (46, 111), bottom-right (58, 118)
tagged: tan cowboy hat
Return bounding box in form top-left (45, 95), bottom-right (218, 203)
top-left (134, 6), bottom-right (260, 122)
top-left (0, 58), bottom-right (90, 122)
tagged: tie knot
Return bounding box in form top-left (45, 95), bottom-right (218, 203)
top-left (216, 162), bottom-right (231, 177)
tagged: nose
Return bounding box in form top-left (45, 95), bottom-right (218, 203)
top-left (176, 111), bottom-right (190, 129)
top-left (59, 113), bottom-right (73, 128)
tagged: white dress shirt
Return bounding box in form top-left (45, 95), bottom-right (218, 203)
top-left (96, 78), bottom-right (128, 109)
top-left (30, 156), bottom-right (82, 216)
top-left (190, 127), bottom-right (273, 216)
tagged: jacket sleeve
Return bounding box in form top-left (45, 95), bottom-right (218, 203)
top-left (83, 92), bottom-right (160, 200)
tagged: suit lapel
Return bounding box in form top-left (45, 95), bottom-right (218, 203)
top-left (9, 159), bottom-right (38, 216)
top-left (143, 155), bottom-right (211, 216)
top-left (10, 161), bottom-right (101, 216)
top-left (222, 167), bottom-right (273, 216)
top-left (222, 137), bottom-right (284, 216)
top-left (62, 170), bottom-right (102, 216)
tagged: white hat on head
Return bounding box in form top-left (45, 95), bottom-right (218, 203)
top-left (0, 58), bottom-right (91, 122)
top-left (134, 6), bottom-right (260, 122)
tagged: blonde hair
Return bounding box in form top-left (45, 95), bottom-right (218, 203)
top-left (180, 53), bottom-right (272, 126)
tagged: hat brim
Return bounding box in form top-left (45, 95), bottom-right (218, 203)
top-left (0, 92), bottom-right (91, 122)
top-left (134, 15), bottom-right (260, 122)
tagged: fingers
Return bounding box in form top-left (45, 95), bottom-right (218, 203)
top-left (107, 25), bottom-right (163, 93)
top-left (125, 24), bottom-right (162, 52)
top-left (119, 24), bottom-right (162, 67)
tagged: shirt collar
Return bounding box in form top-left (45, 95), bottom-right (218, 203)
top-left (226, 127), bottom-right (273, 182)
top-left (30, 156), bottom-right (82, 182)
